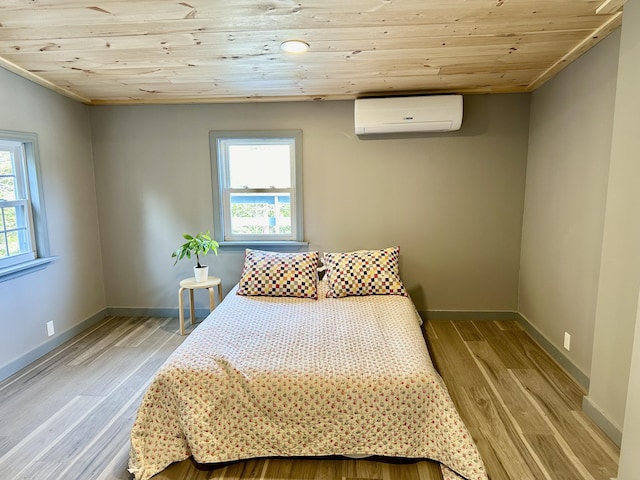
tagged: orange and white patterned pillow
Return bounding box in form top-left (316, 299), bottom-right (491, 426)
top-left (323, 246), bottom-right (408, 298)
top-left (237, 249), bottom-right (319, 299)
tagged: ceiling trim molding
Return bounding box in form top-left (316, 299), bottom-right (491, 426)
top-left (596, 0), bottom-right (627, 15)
top-left (526, 11), bottom-right (623, 92)
top-left (0, 57), bottom-right (90, 104)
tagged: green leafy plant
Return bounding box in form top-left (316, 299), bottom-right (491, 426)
top-left (172, 231), bottom-right (219, 268)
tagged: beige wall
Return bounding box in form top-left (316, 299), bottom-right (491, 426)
top-left (617, 288), bottom-right (640, 480)
top-left (518, 30), bottom-right (620, 378)
top-left (0, 67), bottom-right (106, 375)
top-left (590, 0), bottom-right (640, 470)
top-left (90, 94), bottom-right (530, 313)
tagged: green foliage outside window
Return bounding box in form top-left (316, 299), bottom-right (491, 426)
top-left (0, 208), bottom-right (21, 259)
top-left (0, 151), bottom-right (16, 201)
top-left (0, 150), bottom-right (20, 259)
top-left (230, 202), bottom-right (291, 235)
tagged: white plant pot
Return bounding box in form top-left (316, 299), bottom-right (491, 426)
top-left (194, 265), bottom-right (209, 282)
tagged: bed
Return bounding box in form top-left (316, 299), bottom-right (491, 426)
top-left (129, 247), bottom-right (487, 480)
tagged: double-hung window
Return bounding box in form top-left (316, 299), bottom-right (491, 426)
top-left (210, 131), bottom-right (304, 244)
top-left (0, 130), bottom-right (50, 278)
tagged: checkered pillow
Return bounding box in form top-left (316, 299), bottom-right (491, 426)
top-left (323, 246), bottom-right (408, 298)
top-left (237, 249), bottom-right (319, 299)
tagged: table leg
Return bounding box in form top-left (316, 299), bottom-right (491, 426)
top-left (208, 287), bottom-right (215, 311)
top-left (189, 289), bottom-right (195, 326)
top-left (178, 287), bottom-right (186, 335)
top-left (217, 283), bottom-right (223, 303)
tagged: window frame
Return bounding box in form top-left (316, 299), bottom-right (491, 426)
top-left (0, 130), bottom-right (52, 281)
top-left (1, 139), bottom-right (36, 267)
top-left (209, 130), bottom-right (305, 247)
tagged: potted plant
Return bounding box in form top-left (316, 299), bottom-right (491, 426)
top-left (172, 231), bottom-right (219, 282)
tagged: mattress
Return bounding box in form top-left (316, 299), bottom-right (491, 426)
top-left (129, 281), bottom-right (487, 480)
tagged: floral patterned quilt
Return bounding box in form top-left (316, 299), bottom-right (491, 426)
top-left (129, 282), bottom-right (487, 480)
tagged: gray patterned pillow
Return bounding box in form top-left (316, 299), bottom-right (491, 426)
top-left (323, 246), bottom-right (407, 298)
top-left (237, 249), bottom-right (319, 299)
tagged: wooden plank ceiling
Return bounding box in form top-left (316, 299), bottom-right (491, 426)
top-left (0, 0), bottom-right (625, 105)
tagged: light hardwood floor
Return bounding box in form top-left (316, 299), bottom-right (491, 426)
top-left (0, 315), bottom-right (619, 480)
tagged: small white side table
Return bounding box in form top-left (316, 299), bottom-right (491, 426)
top-left (178, 276), bottom-right (223, 335)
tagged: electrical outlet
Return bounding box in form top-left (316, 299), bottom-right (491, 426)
top-left (46, 321), bottom-right (55, 337)
top-left (563, 332), bottom-right (571, 351)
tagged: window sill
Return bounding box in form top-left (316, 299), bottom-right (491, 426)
top-left (217, 241), bottom-right (309, 253)
top-left (0, 257), bottom-right (56, 283)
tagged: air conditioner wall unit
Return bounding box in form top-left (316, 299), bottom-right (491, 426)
top-left (354, 95), bottom-right (463, 135)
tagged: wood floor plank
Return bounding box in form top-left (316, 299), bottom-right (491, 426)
top-left (493, 320), bottom-right (525, 332)
top-left (460, 385), bottom-right (549, 480)
top-left (312, 458), bottom-right (340, 480)
top-left (0, 366), bottom-right (87, 453)
top-left (464, 340), bottom-right (552, 435)
top-left (0, 395), bottom-right (99, 479)
top-left (525, 434), bottom-right (592, 480)
top-left (68, 316), bottom-right (144, 366)
top-left (0, 319), bottom-right (131, 417)
top-left (470, 435), bottom-right (514, 480)
top-left (25, 462), bottom-right (67, 480)
top-left (154, 458), bottom-right (223, 479)
top-left (450, 320), bottom-right (483, 341)
top-left (507, 330), bottom-right (585, 409)
top-left (196, 458), bottom-right (267, 480)
top-left (343, 458), bottom-right (383, 479)
top-left (80, 325), bottom-right (183, 397)
top-left (58, 356), bottom-right (186, 478)
top-left (92, 441), bottom-right (131, 480)
top-left (234, 458), bottom-right (267, 479)
top-left (471, 320), bottom-right (530, 369)
top-left (264, 456), bottom-right (295, 479)
top-left (510, 369), bottom-right (618, 479)
top-left (381, 461), bottom-right (431, 480)
top-left (423, 319), bottom-right (438, 341)
top-left (569, 411), bottom-right (619, 464)
top-left (424, 320), bottom-right (485, 406)
top-left (44, 355), bottom-right (168, 467)
top-left (288, 458), bottom-right (322, 479)
top-left (116, 317), bottom-right (175, 348)
top-left (416, 460), bottom-right (443, 480)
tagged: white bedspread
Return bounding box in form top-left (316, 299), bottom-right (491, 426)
top-left (129, 282), bottom-right (487, 480)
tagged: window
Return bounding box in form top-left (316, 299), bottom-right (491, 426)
top-left (210, 131), bottom-right (304, 244)
top-left (0, 130), bottom-right (50, 278)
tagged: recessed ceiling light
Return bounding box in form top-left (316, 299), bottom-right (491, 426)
top-left (280, 40), bottom-right (310, 54)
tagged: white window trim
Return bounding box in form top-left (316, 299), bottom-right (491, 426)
top-left (209, 130), bottom-right (305, 248)
top-left (0, 130), bottom-right (52, 282)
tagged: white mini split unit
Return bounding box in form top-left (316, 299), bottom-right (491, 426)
top-left (354, 95), bottom-right (463, 135)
